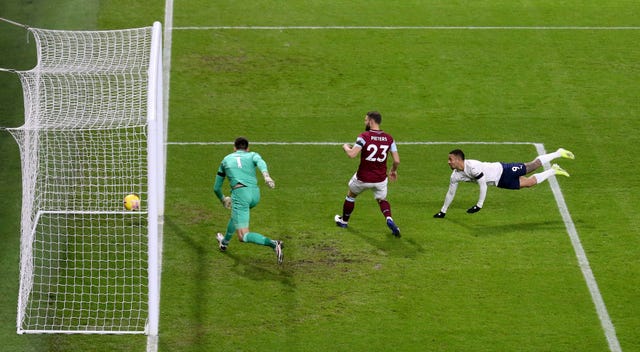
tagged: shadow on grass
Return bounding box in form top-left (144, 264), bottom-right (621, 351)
top-left (222, 250), bottom-right (295, 288)
top-left (447, 218), bottom-right (566, 237)
top-left (164, 216), bottom-right (295, 351)
top-left (163, 215), bottom-right (209, 350)
top-left (346, 226), bottom-right (426, 258)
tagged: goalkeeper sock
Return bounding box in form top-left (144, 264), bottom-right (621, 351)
top-left (378, 199), bottom-right (392, 218)
top-left (536, 150), bottom-right (561, 165)
top-left (342, 196), bottom-right (355, 222)
top-left (223, 221), bottom-right (235, 244)
top-left (533, 168), bottom-right (555, 184)
top-left (243, 232), bottom-right (275, 248)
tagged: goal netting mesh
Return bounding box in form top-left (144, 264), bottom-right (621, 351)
top-left (5, 23), bottom-right (164, 335)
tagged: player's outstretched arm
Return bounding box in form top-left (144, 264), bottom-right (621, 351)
top-left (473, 179), bottom-right (487, 213)
top-left (435, 180), bottom-right (458, 219)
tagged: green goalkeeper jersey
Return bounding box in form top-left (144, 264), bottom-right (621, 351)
top-left (213, 150), bottom-right (268, 200)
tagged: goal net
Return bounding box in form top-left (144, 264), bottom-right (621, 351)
top-left (4, 22), bottom-right (164, 335)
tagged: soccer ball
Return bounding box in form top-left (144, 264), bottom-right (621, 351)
top-left (123, 194), bottom-right (141, 210)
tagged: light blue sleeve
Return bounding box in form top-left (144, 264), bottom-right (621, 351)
top-left (213, 163), bottom-right (225, 201)
top-left (252, 152), bottom-right (268, 173)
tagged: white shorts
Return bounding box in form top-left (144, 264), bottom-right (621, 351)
top-left (348, 173), bottom-right (388, 200)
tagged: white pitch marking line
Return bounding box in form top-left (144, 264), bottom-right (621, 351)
top-left (173, 26), bottom-right (640, 31)
top-left (166, 141), bottom-right (539, 146)
top-left (534, 143), bottom-right (621, 352)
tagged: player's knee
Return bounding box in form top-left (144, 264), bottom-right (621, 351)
top-left (527, 159), bottom-right (542, 172)
top-left (520, 177), bottom-right (536, 188)
top-left (236, 228), bottom-right (249, 242)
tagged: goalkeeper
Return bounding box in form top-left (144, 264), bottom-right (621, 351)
top-left (213, 137), bottom-right (284, 264)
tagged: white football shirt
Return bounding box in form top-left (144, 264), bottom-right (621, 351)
top-left (450, 159), bottom-right (503, 186)
top-left (439, 159), bottom-right (504, 212)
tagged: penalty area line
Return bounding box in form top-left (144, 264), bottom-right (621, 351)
top-left (166, 141), bottom-right (539, 146)
top-left (174, 26), bottom-right (640, 31)
top-left (534, 144), bottom-right (622, 352)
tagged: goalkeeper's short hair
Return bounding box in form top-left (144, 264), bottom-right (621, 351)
top-left (235, 137), bottom-right (249, 150)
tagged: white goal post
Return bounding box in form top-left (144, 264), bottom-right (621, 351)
top-left (1, 21), bottom-right (164, 341)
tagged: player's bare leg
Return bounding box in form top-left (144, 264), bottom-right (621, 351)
top-left (524, 159), bottom-right (542, 174)
top-left (520, 164), bottom-right (570, 188)
top-left (525, 148), bottom-right (574, 173)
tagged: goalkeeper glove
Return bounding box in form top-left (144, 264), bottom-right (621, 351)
top-left (467, 205), bottom-right (482, 213)
top-left (433, 211), bottom-right (446, 218)
top-left (262, 172), bottom-right (275, 189)
top-left (221, 196), bottom-right (231, 209)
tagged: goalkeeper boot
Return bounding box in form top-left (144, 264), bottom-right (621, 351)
top-left (275, 240), bottom-right (284, 264)
top-left (216, 233), bottom-right (228, 252)
top-left (334, 215), bottom-right (348, 228)
top-left (386, 217), bottom-right (401, 237)
top-left (558, 148), bottom-right (575, 160)
top-left (552, 164), bottom-right (570, 177)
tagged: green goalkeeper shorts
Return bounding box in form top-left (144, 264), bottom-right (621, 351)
top-left (230, 186), bottom-right (260, 229)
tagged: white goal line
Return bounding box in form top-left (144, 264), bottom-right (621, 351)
top-left (21, 329), bottom-right (144, 335)
top-left (40, 210), bottom-right (148, 215)
top-left (166, 139), bottom-right (621, 351)
top-left (173, 26), bottom-right (640, 31)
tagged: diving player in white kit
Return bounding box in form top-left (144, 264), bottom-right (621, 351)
top-left (433, 148), bottom-right (574, 218)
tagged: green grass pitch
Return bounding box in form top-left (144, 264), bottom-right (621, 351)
top-left (1, 1), bottom-right (640, 351)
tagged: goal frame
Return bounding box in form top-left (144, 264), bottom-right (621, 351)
top-left (146, 21), bottom-right (164, 349)
top-left (2, 20), bottom-right (164, 346)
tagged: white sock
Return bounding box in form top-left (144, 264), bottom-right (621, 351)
top-left (533, 168), bottom-right (555, 184)
top-left (536, 149), bottom-right (561, 165)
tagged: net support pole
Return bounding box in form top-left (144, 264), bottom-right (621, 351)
top-left (146, 21), bottom-right (164, 352)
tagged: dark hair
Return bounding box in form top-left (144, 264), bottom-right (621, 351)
top-left (449, 149), bottom-right (465, 160)
top-left (234, 137), bottom-right (249, 150)
top-left (366, 111), bottom-right (382, 124)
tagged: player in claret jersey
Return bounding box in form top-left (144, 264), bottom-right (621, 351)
top-left (334, 111), bottom-right (401, 237)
